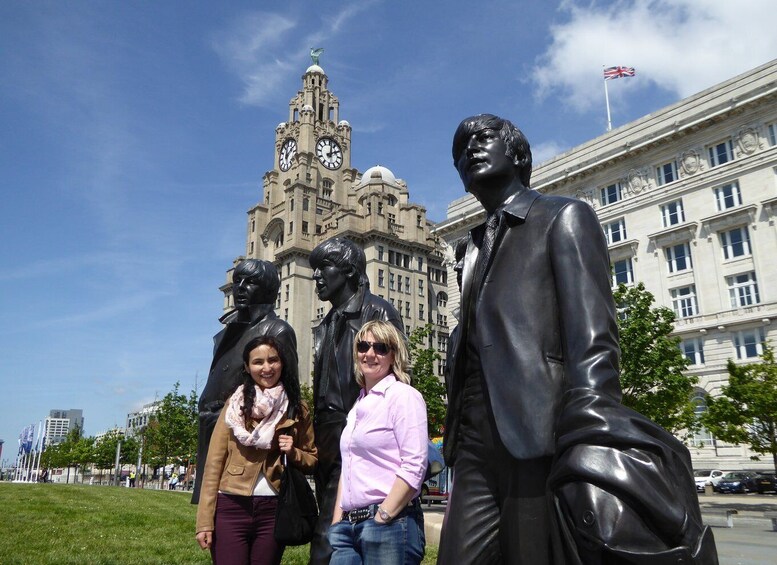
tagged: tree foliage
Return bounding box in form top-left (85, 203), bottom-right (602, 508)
top-left (702, 344), bottom-right (777, 473)
top-left (614, 282), bottom-right (698, 436)
top-left (40, 426), bottom-right (95, 481)
top-left (143, 383), bottom-right (198, 474)
top-left (93, 429), bottom-right (139, 470)
top-left (408, 324), bottom-right (446, 437)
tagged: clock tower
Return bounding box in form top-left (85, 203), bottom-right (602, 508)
top-left (225, 57), bottom-right (449, 387)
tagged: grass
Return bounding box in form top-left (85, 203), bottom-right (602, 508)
top-left (0, 483), bottom-right (438, 564)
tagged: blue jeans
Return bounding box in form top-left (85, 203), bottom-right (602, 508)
top-left (328, 509), bottom-right (425, 565)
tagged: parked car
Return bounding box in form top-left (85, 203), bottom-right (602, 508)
top-left (694, 469), bottom-right (725, 493)
top-left (755, 472), bottom-right (776, 494)
top-left (716, 471), bottom-right (761, 494)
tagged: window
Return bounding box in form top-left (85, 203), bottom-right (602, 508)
top-left (719, 226), bottom-right (751, 259)
top-left (714, 182), bottom-right (742, 211)
top-left (389, 272), bottom-right (395, 291)
top-left (418, 279), bottom-right (424, 296)
top-left (251, 219), bottom-right (256, 232)
top-left (303, 197), bottom-right (309, 211)
top-left (437, 314), bottom-right (448, 326)
top-left (290, 198), bottom-right (294, 211)
top-left (378, 246), bottom-right (384, 261)
top-left (405, 302), bottom-right (410, 318)
top-left (285, 284), bottom-right (289, 301)
top-left (437, 292), bottom-right (448, 308)
top-left (681, 339), bottom-right (705, 365)
top-left (417, 257), bottom-right (424, 271)
top-left (671, 285), bottom-right (699, 318)
top-left (708, 139), bottom-right (734, 167)
top-left (404, 276), bottom-right (410, 294)
top-left (734, 328), bottom-right (765, 359)
top-left (690, 391), bottom-right (714, 447)
top-left (656, 161), bottom-right (678, 186)
top-left (768, 123), bottom-right (777, 146)
top-left (388, 212), bottom-right (396, 224)
top-left (417, 214), bottom-right (423, 227)
top-left (660, 200), bottom-right (685, 227)
top-left (249, 241), bottom-right (254, 254)
top-left (316, 307), bottom-right (325, 319)
top-left (727, 272), bottom-right (760, 308)
top-left (611, 258), bottom-right (634, 286)
top-left (316, 224), bottom-right (322, 234)
top-left (378, 202), bottom-right (384, 214)
top-left (603, 218), bottom-right (626, 244)
top-left (418, 304), bottom-right (424, 320)
top-left (366, 202), bottom-right (372, 214)
top-left (284, 308), bottom-right (288, 320)
top-left (600, 182), bottom-right (622, 206)
top-left (288, 221), bottom-right (293, 234)
top-left (302, 221), bottom-right (309, 234)
top-left (378, 269), bottom-right (385, 288)
top-left (665, 243), bottom-right (692, 273)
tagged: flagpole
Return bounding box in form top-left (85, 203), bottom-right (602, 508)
top-left (603, 68), bottom-right (612, 132)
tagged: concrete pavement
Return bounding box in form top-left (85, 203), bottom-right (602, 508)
top-left (422, 492), bottom-right (777, 564)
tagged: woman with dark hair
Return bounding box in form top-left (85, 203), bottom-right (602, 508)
top-left (196, 335), bottom-right (317, 565)
top-left (328, 320), bottom-right (427, 564)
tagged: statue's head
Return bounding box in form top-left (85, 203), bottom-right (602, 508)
top-left (231, 259), bottom-right (280, 309)
top-left (453, 237), bottom-right (468, 292)
top-left (452, 114), bottom-right (532, 190)
top-left (309, 237), bottom-right (366, 306)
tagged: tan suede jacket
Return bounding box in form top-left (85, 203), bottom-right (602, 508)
top-left (195, 402), bottom-right (317, 533)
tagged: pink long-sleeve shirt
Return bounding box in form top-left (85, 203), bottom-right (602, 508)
top-left (339, 374), bottom-right (428, 511)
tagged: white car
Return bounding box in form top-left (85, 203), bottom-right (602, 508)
top-left (694, 469), bottom-right (724, 492)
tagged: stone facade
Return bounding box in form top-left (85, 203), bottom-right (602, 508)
top-left (432, 59), bottom-right (777, 471)
top-left (224, 64), bottom-right (449, 386)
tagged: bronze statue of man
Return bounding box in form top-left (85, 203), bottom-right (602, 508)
top-left (440, 114), bottom-right (716, 564)
top-left (308, 237), bottom-right (403, 565)
top-left (191, 259), bottom-right (297, 504)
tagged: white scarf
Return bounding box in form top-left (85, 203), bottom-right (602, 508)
top-left (225, 384), bottom-right (288, 449)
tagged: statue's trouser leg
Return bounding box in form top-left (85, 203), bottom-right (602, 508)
top-left (438, 371), bottom-right (553, 565)
top-left (310, 413), bottom-right (347, 565)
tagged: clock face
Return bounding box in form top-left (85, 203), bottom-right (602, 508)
top-left (316, 137), bottom-right (343, 170)
top-left (279, 138), bottom-right (297, 172)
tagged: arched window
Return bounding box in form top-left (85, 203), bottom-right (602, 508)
top-left (690, 389), bottom-right (714, 447)
top-left (437, 292), bottom-right (448, 308)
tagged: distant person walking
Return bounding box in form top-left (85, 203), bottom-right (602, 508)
top-left (196, 335), bottom-right (317, 565)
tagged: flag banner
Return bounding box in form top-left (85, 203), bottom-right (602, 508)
top-left (21, 425), bottom-right (35, 454)
top-left (604, 66), bottom-right (636, 80)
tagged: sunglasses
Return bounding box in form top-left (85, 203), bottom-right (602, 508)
top-left (356, 340), bottom-right (391, 356)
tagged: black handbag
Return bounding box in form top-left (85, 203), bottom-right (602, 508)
top-left (273, 406), bottom-right (318, 546)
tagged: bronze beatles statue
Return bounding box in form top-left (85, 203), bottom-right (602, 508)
top-left (439, 114), bottom-right (717, 564)
top-left (308, 237), bottom-right (404, 564)
top-left (192, 259), bottom-right (297, 504)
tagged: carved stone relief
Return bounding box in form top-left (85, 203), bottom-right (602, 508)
top-left (680, 150), bottom-right (701, 176)
top-left (626, 168), bottom-right (650, 195)
top-left (737, 127), bottom-right (759, 155)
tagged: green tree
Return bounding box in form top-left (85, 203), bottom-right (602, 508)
top-left (143, 383), bottom-right (198, 483)
top-left (702, 344), bottom-right (777, 473)
top-left (300, 383), bottom-right (314, 412)
top-left (614, 282), bottom-right (698, 436)
top-left (408, 324), bottom-right (446, 437)
top-left (93, 429), bottom-right (139, 483)
top-left (44, 426), bottom-right (95, 483)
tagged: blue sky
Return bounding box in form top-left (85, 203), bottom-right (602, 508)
top-left (1, 0), bottom-right (774, 456)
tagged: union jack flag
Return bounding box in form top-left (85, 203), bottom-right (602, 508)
top-left (604, 66), bottom-right (636, 80)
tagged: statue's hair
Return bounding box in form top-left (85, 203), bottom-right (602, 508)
top-left (309, 237), bottom-right (367, 287)
top-left (452, 113), bottom-right (532, 188)
top-left (240, 335), bottom-right (301, 420)
top-left (453, 237), bottom-right (468, 263)
top-left (352, 320), bottom-right (410, 388)
top-left (232, 259), bottom-right (280, 304)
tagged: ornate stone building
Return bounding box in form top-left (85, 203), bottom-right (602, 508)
top-left (433, 59), bottom-right (777, 471)
top-left (223, 61), bottom-right (448, 385)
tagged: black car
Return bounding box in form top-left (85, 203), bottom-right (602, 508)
top-left (716, 471), bottom-right (761, 494)
top-left (755, 472), bottom-right (777, 494)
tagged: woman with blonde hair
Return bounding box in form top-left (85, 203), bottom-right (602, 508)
top-left (328, 320), bottom-right (427, 564)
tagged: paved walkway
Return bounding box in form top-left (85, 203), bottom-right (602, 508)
top-left (422, 493), bottom-right (777, 564)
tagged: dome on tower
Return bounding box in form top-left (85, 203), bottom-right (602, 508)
top-left (338, 120), bottom-right (351, 128)
top-left (357, 165), bottom-right (398, 186)
top-left (305, 64), bottom-right (325, 74)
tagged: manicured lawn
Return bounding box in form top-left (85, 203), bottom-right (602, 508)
top-left (0, 483), bottom-right (438, 564)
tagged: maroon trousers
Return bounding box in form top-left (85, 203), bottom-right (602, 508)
top-left (212, 493), bottom-right (284, 565)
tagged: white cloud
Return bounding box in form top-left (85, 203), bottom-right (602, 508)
top-left (532, 141), bottom-right (567, 165)
top-left (212, 2), bottom-right (382, 107)
top-left (532, 0), bottom-right (777, 112)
